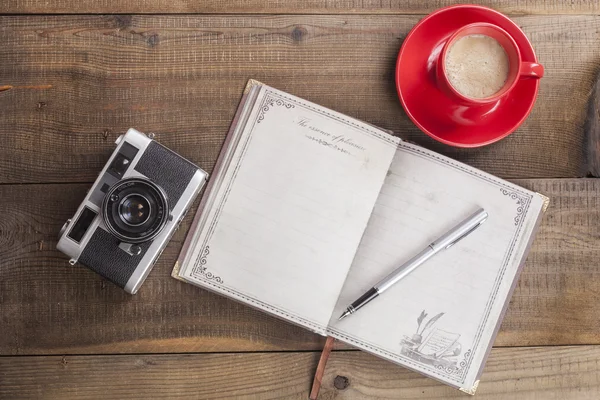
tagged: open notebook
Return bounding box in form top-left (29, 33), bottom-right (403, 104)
top-left (173, 80), bottom-right (547, 393)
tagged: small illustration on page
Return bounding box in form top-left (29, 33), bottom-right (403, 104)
top-left (400, 310), bottom-right (471, 374)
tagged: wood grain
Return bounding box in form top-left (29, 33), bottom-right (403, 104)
top-left (0, 14), bottom-right (596, 183)
top-left (1, 346), bottom-right (599, 399)
top-left (585, 71), bottom-right (600, 177)
top-left (0, 4), bottom-right (597, 398)
top-left (0, 178), bottom-right (599, 355)
top-left (1, 0), bottom-right (599, 15)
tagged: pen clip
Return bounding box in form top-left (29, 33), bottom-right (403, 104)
top-left (445, 220), bottom-right (485, 249)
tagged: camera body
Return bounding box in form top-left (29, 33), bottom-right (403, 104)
top-left (57, 128), bottom-right (208, 294)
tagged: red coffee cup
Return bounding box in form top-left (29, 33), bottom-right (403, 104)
top-left (436, 22), bottom-right (544, 106)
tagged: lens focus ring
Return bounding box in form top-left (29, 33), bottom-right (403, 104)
top-left (102, 178), bottom-right (169, 244)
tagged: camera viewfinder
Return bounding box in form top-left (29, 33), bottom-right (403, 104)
top-left (107, 142), bottom-right (139, 178)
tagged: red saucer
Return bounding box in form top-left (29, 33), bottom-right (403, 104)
top-left (396, 5), bottom-right (541, 147)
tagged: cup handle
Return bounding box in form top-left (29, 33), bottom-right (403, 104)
top-left (520, 62), bottom-right (544, 79)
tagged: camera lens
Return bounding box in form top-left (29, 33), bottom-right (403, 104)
top-left (102, 178), bottom-right (169, 244)
top-left (119, 194), bottom-right (151, 226)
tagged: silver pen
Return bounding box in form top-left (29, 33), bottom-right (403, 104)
top-left (338, 208), bottom-right (488, 321)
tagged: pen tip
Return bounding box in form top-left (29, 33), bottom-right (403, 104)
top-left (338, 311), bottom-right (350, 321)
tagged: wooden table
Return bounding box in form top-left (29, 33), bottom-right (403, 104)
top-left (1, 1), bottom-right (600, 398)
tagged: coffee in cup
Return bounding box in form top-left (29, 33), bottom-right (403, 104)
top-left (436, 23), bottom-right (544, 107)
top-left (444, 34), bottom-right (509, 99)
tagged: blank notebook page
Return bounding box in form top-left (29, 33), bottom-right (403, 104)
top-left (179, 86), bottom-right (399, 332)
top-left (328, 141), bottom-right (544, 389)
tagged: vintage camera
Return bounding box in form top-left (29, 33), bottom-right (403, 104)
top-left (57, 128), bottom-right (208, 294)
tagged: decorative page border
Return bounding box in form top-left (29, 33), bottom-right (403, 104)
top-left (257, 96), bottom-right (295, 123)
top-left (329, 141), bottom-right (534, 385)
top-left (189, 86), bottom-right (398, 332)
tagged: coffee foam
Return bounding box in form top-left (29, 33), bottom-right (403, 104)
top-left (445, 34), bottom-right (509, 99)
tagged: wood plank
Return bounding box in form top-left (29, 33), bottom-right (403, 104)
top-left (1, 346), bottom-right (599, 399)
top-left (584, 70), bottom-right (600, 177)
top-left (1, 0), bottom-right (599, 15)
top-left (0, 178), bottom-right (599, 355)
top-left (499, 179), bottom-right (600, 347)
top-left (0, 14), bottom-right (595, 183)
